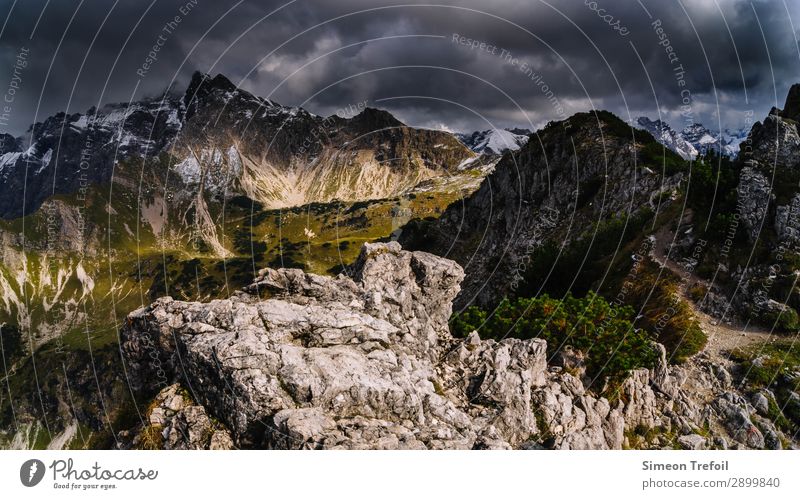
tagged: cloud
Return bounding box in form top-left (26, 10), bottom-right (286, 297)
top-left (0, 0), bottom-right (798, 135)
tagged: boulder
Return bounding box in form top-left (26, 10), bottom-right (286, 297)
top-left (677, 434), bottom-right (707, 450)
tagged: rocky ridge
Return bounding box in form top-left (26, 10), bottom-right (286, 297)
top-left (0, 72), bottom-right (475, 221)
top-left (401, 111), bottom-right (685, 309)
top-left (696, 84), bottom-right (800, 327)
top-left (402, 88), bottom-right (800, 331)
top-left (120, 242), bottom-right (797, 449)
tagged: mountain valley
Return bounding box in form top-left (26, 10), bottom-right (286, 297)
top-left (1, 75), bottom-right (800, 451)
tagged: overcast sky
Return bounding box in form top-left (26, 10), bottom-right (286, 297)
top-left (0, 0), bottom-right (798, 136)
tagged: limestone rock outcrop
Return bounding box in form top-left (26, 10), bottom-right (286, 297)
top-left (121, 243), bottom-right (798, 450)
top-left (122, 243), bottom-right (621, 448)
top-left (126, 384), bottom-right (235, 450)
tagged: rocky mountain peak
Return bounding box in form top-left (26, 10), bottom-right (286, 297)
top-left (185, 71), bottom-right (240, 103)
top-left (637, 116), bottom-right (667, 129)
top-left (636, 116), bottom-right (698, 160)
top-left (401, 110), bottom-right (683, 308)
top-left (347, 107), bottom-right (405, 131)
top-left (0, 68), bottom-right (478, 220)
top-left (637, 116), bottom-right (746, 159)
top-left (181, 71), bottom-right (282, 128)
top-left (781, 83), bottom-right (800, 122)
top-left (747, 109), bottom-right (800, 169)
top-left (681, 122), bottom-right (710, 139)
top-left (118, 241), bottom-right (603, 449)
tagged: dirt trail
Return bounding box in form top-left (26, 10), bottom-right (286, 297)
top-left (649, 221), bottom-right (776, 361)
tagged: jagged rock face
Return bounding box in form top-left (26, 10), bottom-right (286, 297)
top-left (748, 114), bottom-right (800, 167)
top-left (0, 98), bottom-right (182, 219)
top-left (120, 242), bottom-right (627, 449)
top-left (121, 242), bottom-right (470, 448)
top-left (737, 165), bottom-right (773, 243)
top-left (119, 242), bottom-right (798, 450)
top-left (615, 343), bottom-right (799, 450)
top-left (402, 112), bottom-right (682, 308)
top-left (124, 384), bottom-right (235, 450)
top-left (722, 91), bottom-right (800, 324)
top-left (775, 193), bottom-right (800, 244)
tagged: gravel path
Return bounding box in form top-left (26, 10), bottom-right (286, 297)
top-left (649, 222), bottom-right (776, 362)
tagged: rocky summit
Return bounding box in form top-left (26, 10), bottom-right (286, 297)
top-left (119, 242), bottom-right (796, 450)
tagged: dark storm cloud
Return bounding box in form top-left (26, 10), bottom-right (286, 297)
top-left (0, 0), bottom-right (798, 136)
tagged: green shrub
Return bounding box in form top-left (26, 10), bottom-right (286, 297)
top-left (624, 259), bottom-right (706, 363)
top-left (730, 342), bottom-right (800, 389)
top-left (683, 151), bottom-right (747, 266)
top-left (761, 306), bottom-right (800, 332)
top-left (451, 292), bottom-right (658, 387)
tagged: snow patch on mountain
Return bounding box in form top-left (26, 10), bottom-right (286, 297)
top-left (0, 152), bottom-right (21, 178)
top-left (35, 149), bottom-right (52, 174)
top-left (175, 155), bottom-right (202, 185)
top-left (457, 128), bottom-right (530, 155)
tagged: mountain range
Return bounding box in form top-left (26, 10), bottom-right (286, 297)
top-left (635, 116), bottom-right (748, 160)
top-left (0, 72), bottom-right (475, 222)
top-left (2, 74), bottom-right (800, 451)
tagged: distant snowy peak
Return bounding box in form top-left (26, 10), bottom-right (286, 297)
top-left (718, 128), bottom-right (749, 156)
top-left (636, 117), bottom-right (748, 159)
top-left (681, 123), bottom-right (747, 157)
top-left (457, 128), bottom-right (531, 155)
top-left (680, 123), bottom-right (715, 147)
top-left (636, 117), bottom-right (697, 160)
